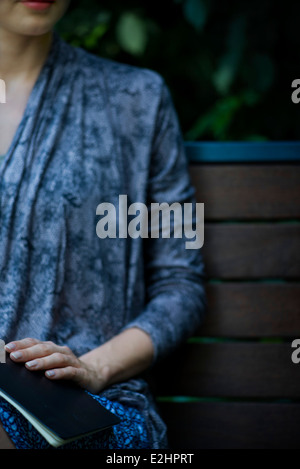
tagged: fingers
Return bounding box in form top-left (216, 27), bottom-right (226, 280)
top-left (5, 340), bottom-right (70, 364)
top-left (4, 338), bottom-right (87, 388)
top-left (45, 366), bottom-right (84, 385)
top-left (5, 337), bottom-right (40, 352)
top-left (25, 350), bottom-right (77, 371)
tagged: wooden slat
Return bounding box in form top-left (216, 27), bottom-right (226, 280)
top-left (185, 141), bottom-right (300, 164)
top-left (158, 147), bottom-right (300, 450)
top-left (158, 401), bottom-right (300, 449)
top-left (203, 223), bottom-right (300, 279)
top-left (190, 165), bottom-right (300, 220)
top-left (155, 343), bottom-right (300, 398)
top-left (199, 283), bottom-right (300, 338)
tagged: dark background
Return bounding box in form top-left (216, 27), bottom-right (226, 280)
top-left (56, 0), bottom-right (300, 141)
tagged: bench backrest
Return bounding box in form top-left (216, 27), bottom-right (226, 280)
top-left (154, 142), bottom-right (300, 449)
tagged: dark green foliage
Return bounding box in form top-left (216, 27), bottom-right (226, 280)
top-left (56, 0), bottom-right (300, 141)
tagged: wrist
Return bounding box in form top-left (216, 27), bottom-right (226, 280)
top-left (79, 351), bottom-right (111, 393)
top-left (79, 328), bottom-right (154, 391)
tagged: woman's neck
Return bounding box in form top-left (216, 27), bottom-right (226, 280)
top-left (0, 29), bottom-right (53, 88)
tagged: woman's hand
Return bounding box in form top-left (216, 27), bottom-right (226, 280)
top-left (4, 338), bottom-right (104, 394)
top-left (4, 328), bottom-right (154, 395)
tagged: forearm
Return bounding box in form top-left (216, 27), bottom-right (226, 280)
top-left (79, 327), bottom-right (155, 391)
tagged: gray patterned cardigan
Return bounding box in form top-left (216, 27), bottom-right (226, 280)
top-left (0, 34), bottom-right (206, 448)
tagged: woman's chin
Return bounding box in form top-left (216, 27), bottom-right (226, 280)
top-left (0, 0), bottom-right (70, 37)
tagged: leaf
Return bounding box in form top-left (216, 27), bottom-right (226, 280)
top-left (84, 23), bottom-right (109, 49)
top-left (183, 0), bottom-right (208, 32)
top-left (116, 13), bottom-right (148, 56)
top-left (185, 91), bottom-right (261, 140)
top-left (213, 16), bottom-right (247, 95)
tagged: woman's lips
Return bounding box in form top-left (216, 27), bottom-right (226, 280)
top-left (21, 1), bottom-right (55, 11)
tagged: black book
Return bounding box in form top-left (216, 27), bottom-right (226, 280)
top-left (0, 356), bottom-right (120, 447)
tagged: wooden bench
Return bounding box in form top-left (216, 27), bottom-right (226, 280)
top-left (153, 142), bottom-right (300, 449)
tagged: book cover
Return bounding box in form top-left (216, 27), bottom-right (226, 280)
top-left (0, 356), bottom-right (120, 447)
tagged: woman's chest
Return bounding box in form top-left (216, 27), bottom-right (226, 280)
top-left (0, 105), bottom-right (23, 155)
top-left (0, 82), bottom-right (32, 155)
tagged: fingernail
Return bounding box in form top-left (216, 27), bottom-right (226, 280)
top-left (5, 343), bottom-right (16, 351)
top-left (46, 371), bottom-right (55, 377)
top-left (26, 360), bottom-right (38, 368)
top-left (11, 351), bottom-right (22, 359)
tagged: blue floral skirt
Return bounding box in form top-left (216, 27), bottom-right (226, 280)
top-left (0, 393), bottom-right (150, 449)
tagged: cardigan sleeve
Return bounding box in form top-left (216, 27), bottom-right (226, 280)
top-left (123, 80), bottom-right (207, 362)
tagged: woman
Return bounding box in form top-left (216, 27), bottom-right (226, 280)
top-left (0, 0), bottom-right (206, 449)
